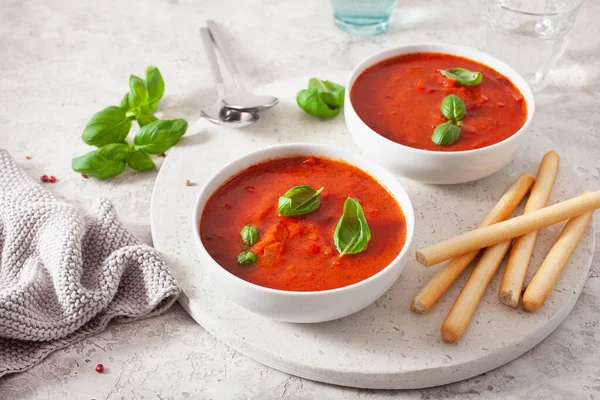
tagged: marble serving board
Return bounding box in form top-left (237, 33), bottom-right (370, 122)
top-left (150, 74), bottom-right (594, 389)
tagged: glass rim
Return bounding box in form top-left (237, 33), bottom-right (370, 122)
top-left (489, 0), bottom-right (586, 16)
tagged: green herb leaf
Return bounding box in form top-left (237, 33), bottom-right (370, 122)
top-left (296, 78), bottom-right (345, 118)
top-left (133, 119), bottom-right (188, 154)
top-left (120, 93), bottom-right (130, 110)
top-left (71, 149), bottom-right (126, 179)
top-left (96, 143), bottom-right (131, 161)
top-left (278, 185), bottom-right (324, 217)
top-left (81, 106), bottom-right (132, 147)
top-left (128, 75), bottom-right (149, 112)
top-left (126, 149), bottom-right (156, 172)
top-left (241, 225), bottom-right (259, 246)
top-left (333, 198), bottom-right (371, 257)
top-left (439, 68), bottom-right (482, 86)
top-left (432, 122), bottom-right (461, 146)
top-left (237, 251), bottom-right (257, 265)
top-left (441, 95), bottom-right (466, 121)
top-left (145, 66), bottom-right (165, 112)
top-left (136, 113), bottom-right (158, 127)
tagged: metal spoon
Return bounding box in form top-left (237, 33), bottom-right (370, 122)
top-left (206, 20), bottom-right (279, 111)
top-left (199, 28), bottom-right (259, 128)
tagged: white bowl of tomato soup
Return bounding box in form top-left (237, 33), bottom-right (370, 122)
top-left (345, 43), bottom-right (535, 184)
top-left (192, 143), bottom-right (414, 323)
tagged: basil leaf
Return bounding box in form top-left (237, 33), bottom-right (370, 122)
top-left (297, 78), bottom-right (345, 118)
top-left (432, 122), bottom-right (461, 146)
top-left (334, 197), bottom-right (371, 257)
top-left (241, 225), bottom-right (259, 246)
top-left (81, 106), bottom-right (132, 147)
top-left (145, 66), bottom-right (164, 112)
top-left (441, 95), bottom-right (466, 121)
top-left (71, 149), bottom-right (126, 179)
top-left (308, 78), bottom-right (345, 107)
top-left (136, 113), bottom-right (158, 127)
top-left (96, 143), bottom-right (131, 161)
top-left (120, 93), bottom-right (130, 110)
top-left (439, 68), bottom-right (482, 86)
top-left (133, 119), bottom-right (188, 154)
top-left (128, 75), bottom-right (149, 112)
top-left (278, 185), bottom-right (324, 217)
top-left (126, 150), bottom-right (155, 172)
top-left (237, 251), bottom-right (257, 265)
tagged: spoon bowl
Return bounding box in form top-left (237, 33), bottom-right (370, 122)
top-left (200, 102), bottom-right (259, 128)
top-left (222, 90), bottom-right (279, 111)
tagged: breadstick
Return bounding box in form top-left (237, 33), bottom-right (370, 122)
top-left (410, 172), bottom-right (535, 313)
top-left (441, 240), bottom-right (512, 343)
top-left (522, 195), bottom-right (593, 312)
top-left (499, 151), bottom-right (560, 308)
top-left (416, 190), bottom-right (600, 267)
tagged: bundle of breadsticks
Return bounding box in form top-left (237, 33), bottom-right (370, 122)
top-left (410, 151), bottom-right (598, 343)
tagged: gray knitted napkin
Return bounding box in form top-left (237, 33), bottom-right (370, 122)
top-left (0, 149), bottom-right (180, 377)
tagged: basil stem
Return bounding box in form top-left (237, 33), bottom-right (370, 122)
top-left (241, 225), bottom-right (259, 246)
top-left (334, 198), bottom-right (371, 257)
top-left (278, 185), bottom-right (324, 217)
top-left (296, 78), bottom-right (345, 118)
top-left (237, 251), bottom-right (257, 265)
top-left (439, 68), bottom-right (483, 86)
top-left (432, 122), bottom-right (461, 146)
top-left (441, 95), bottom-right (466, 121)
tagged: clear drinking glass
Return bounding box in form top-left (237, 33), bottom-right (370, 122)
top-left (483, 0), bottom-right (585, 92)
top-left (330, 0), bottom-right (397, 36)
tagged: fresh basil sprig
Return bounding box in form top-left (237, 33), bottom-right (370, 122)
top-left (237, 251), bottom-right (257, 265)
top-left (432, 95), bottom-right (467, 146)
top-left (241, 225), bottom-right (259, 246)
top-left (439, 68), bottom-right (483, 86)
top-left (334, 198), bottom-right (371, 257)
top-left (278, 185), bottom-right (324, 217)
top-left (296, 78), bottom-right (345, 118)
top-left (73, 66), bottom-right (187, 179)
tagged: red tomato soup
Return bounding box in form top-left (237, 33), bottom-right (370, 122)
top-left (200, 156), bottom-right (407, 291)
top-left (351, 52), bottom-right (528, 151)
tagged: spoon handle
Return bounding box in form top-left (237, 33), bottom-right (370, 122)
top-left (200, 27), bottom-right (226, 98)
top-left (206, 20), bottom-right (244, 88)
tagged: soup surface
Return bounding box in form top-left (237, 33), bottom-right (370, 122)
top-left (351, 52), bottom-right (528, 151)
top-left (200, 156), bottom-right (407, 291)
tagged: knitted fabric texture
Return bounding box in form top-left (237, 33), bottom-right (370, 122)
top-left (0, 149), bottom-right (180, 377)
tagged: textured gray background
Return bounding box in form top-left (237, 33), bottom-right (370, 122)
top-left (1, 0), bottom-right (599, 399)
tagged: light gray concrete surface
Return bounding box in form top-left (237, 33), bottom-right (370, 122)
top-left (1, 0), bottom-right (599, 398)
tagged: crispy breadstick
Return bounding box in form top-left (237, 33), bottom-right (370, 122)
top-left (416, 191), bottom-right (600, 267)
top-left (522, 195), bottom-right (593, 312)
top-left (441, 240), bottom-right (512, 343)
top-left (499, 151), bottom-right (560, 308)
top-left (410, 172), bottom-right (535, 313)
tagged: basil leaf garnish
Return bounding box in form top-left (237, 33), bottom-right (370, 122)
top-left (136, 113), bottom-right (158, 127)
top-left (237, 251), bottom-right (257, 265)
top-left (120, 93), bottom-right (130, 110)
top-left (133, 119), bottom-right (188, 154)
top-left (71, 149), bottom-right (126, 179)
top-left (441, 95), bottom-right (466, 121)
top-left (439, 68), bottom-right (482, 86)
top-left (145, 66), bottom-right (165, 113)
top-left (126, 150), bottom-right (156, 172)
top-left (81, 106), bottom-right (132, 147)
top-left (296, 78), bottom-right (345, 118)
top-left (334, 198), bottom-right (371, 257)
top-left (96, 143), bottom-right (131, 161)
top-left (432, 122), bottom-right (461, 146)
top-left (278, 185), bottom-right (324, 217)
top-left (128, 75), bottom-right (149, 113)
top-left (241, 225), bottom-right (259, 246)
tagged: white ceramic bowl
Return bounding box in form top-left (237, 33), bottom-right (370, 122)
top-left (345, 43), bottom-right (535, 184)
top-left (192, 143), bottom-right (414, 323)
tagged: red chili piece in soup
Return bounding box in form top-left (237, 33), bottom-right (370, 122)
top-left (350, 52), bottom-right (528, 151)
top-left (200, 156), bottom-right (406, 291)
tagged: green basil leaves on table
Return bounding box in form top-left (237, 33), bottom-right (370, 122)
top-left (278, 185), bottom-right (324, 217)
top-left (431, 122), bottom-right (461, 146)
top-left (439, 68), bottom-right (483, 86)
top-left (334, 197), bottom-right (371, 257)
top-left (81, 106), bottom-right (132, 147)
top-left (73, 66), bottom-right (188, 179)
top-left (296, 78), bottom-right (345, 118)
top-left (237, 251), bottom-right (257, 265)
top-left (241, 225), bottom-right (259, 246)
top-left (440, 94), bottom-right (466, 121)
top-left (133, 119), bottom-right (188, 154)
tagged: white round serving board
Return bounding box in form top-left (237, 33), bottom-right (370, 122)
top-left (150, 73), bottom-right (595, 389)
